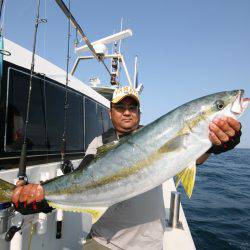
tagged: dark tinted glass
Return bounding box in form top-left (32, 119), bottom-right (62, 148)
top-left (6, 68), bottom-right (47, 151)
top-left (85, 98), bottom-right (112, 147)
top-left (2, 61), bottom-right (111, 157)
top-left (46, 83), bottom-right (85, 152)
top-left (85, 98), bottom-right (102, 147)
top-left (66, 91), bottom-right (84, 151)
top-left (0, 101), bottom-right (4, 152)
top-left (99, 106), bottom-right (110, 132)
top-left (96, 104), bottom-right (105, 134)
top-left (0, 61), bottom-right (9, 153)
top-left (45, 82), bottom-right (64, 151)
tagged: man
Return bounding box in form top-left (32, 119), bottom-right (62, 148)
top-left (12, 86), bottom-right (242, 249)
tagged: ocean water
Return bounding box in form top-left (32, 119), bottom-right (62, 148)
top-left (180, 148), bottom-right (250, 250)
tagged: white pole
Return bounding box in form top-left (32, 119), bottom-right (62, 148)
top-left (120, 55), bottom-right (133, 88)
top-left (10, 231), bottom-right (22, 250)
top-left (118, 17), bottom-right (123, 53)
top-left (133, 55), bottom-right (138, 88)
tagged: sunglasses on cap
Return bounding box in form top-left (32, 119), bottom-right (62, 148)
top-left (111, 104), bottom-right (139, 113)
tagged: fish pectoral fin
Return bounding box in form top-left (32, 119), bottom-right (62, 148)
top-left (47, 201), bottom-right (108, 223)
top-left (175, 162), bottom-right (196, 199)
top-left (158, 134), bottom-right (186, 154)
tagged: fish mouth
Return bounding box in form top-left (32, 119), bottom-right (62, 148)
top-left (231, 90), bottom-right (250, 114)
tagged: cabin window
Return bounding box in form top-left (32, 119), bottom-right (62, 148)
top-left (85, 98), bottom-right (102, 147)
top-left (1, 60), bottom-right (111, 162)
top-left (45, 82), bottom-right (64, 151)
top-left (5, 68), bottom-right (47, 151)
top-left (98, 105), bottom-right (111, 132)
top-left (45, 82), bottom-right (85, 152)
top-left (66, 91), bottom-right (84, 151)
top-left (84, 99), bottom-right (111, 148)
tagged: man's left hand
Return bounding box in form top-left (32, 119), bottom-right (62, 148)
top-left (209, 117), bottom-right (241, 145)
top-left (196, 117), bottom-right (241, 164)
top-left (208, 116), bottom-right (242, 155)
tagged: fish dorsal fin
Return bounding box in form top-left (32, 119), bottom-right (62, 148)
top-left (175, 162), bottom-right (196, 198)
top-left (96, 141), bottom-right (119, 158)
top-left (47, 201), bottom-right (108, 223)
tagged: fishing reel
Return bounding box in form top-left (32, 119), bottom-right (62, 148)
top-left (60, 159), bottom-right (74, 174)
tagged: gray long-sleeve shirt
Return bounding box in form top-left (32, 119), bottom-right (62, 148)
top-left (85, 131), bottom-right (166, 250)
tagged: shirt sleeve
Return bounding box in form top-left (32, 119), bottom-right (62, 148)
top-left (85, 135), bottom-right (103, 155)
top-left (76, 135), bottom-right (103, 171)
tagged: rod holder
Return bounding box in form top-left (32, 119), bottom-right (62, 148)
top-left (168, 191), bottom-right (183, 229)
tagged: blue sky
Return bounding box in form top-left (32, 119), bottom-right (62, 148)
top-left (3, 0), bottom-right (250, 148)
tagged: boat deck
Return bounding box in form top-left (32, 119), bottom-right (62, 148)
top-left (0, 161), bottom-right (195, 250)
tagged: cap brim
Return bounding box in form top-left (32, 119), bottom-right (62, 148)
top-left (112, 94), bottom-right (140, 104)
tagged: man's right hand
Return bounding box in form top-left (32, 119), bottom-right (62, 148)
top-left (12, 181), bottom-right (44, 205)
top-left (11, 181), bottom-right (52, 215)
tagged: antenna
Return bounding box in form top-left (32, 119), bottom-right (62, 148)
top-left (110, 29), bottom-right (116, 72)
top-left (70, 25), bottom-right (134, 89)
top-left (110, 30), bottom-right (119, 85)
top-left (75, 29), bottom-right (132, 54)
top-left (110, 18), bottom-right (124, 86)
top-left (117, 18), bottom-right (123, 81)
top-left (133, 55), bottom-right (138, 88)
top-left (133, 55), bottom-right (143, 93)
top-left (118, 17), bottom-right (123, 53)
top-left (110, 29), bottom-right (119, 76)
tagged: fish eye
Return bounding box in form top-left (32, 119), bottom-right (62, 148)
top-left (215, 100), bottom-right (225, 110)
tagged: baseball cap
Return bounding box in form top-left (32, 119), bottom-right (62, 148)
top-left (111, 86), bottom-right (140, 104)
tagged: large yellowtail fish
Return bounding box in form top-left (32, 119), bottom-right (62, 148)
top-left (0, 90), bottom-right (249, 222)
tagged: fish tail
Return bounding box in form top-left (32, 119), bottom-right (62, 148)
top-left (0, 178), bottom-right (15, 203)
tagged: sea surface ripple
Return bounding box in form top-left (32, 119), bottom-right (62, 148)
top-left (180, 148), bottom-right (250, 250)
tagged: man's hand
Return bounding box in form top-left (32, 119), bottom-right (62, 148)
top-left (197, 117), bottom-right (241, 164)
top-left (11, 181), bottom-right (51, 215)
top-left (209, 117), bottom-right (241, 146)
top-left (12, 181), bottom-right (44, 205)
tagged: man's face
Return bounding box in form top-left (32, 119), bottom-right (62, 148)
top-left (109, 97), bottom-right (140, 135)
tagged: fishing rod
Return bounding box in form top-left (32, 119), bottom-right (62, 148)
top-left (57, 1), bottom-right (74, 239)
top-left (54, 0), bottom-right (112, 76)
top-left (60, 0), bottom-right (73, 175)
top-left (0, 0), bottom-right (4, 18)
top-left (18, 0), bottom-right (43, 180)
